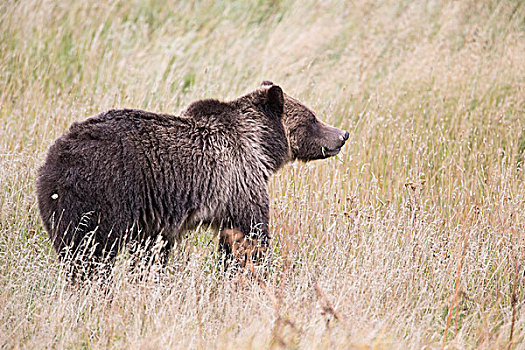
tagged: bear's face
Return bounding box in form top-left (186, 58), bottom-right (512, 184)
top-left (282, 94), bottom-right (349, 162)
top-left (258, 81), bottom-right (348, 162)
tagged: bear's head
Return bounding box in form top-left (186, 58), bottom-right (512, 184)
top-left (261, 81), bottom-right (349, 162)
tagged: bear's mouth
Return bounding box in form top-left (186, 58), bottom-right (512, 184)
top-left (322, 146), bottom-right (341, 158)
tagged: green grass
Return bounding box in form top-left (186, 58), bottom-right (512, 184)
top-left (1, 0), bottom-right (525, 348)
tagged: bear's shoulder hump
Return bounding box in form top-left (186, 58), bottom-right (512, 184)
top-left (182, 99), bottom-right (231, 117)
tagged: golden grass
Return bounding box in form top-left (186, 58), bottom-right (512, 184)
top-left (1, 0), bottom-right (524, 348)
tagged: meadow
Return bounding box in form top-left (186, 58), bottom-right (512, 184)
top-left (1, 0), bottom-right (524, 348)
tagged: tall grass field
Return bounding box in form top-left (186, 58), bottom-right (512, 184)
top-left (1, 0), bottom-right (524, 348)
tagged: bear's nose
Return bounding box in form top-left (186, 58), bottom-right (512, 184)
top-left (339, 130), bottom-right (349, 142)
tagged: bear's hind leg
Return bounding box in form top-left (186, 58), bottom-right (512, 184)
top-left (126, 235), bottom-right (172, 279)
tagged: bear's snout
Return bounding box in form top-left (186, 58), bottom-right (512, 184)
top-left (334, 129), bottom-right (349, 148)
top-left (319, 123), bottom-right (349, 157)
top-left (339, 130), bottom-right (350, 142)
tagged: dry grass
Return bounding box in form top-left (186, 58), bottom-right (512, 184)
top-left (1, 0), bottom-right (525, 348)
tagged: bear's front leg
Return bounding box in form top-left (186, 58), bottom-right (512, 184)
top-left (219, 228), bottom-right (268, 273)
top-left (219, 204), bottom-right (271, 273)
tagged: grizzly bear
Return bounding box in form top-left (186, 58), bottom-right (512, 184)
top-left (36, 81), bottom-right (349, 275)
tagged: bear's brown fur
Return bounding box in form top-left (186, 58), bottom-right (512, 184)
top-left (36, 82), bottom-right (349, 276)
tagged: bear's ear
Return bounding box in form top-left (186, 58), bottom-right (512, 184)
top-left (266, 85), bottom-right (284, 115)
top-left (261, 80), bottom-right (274, 87)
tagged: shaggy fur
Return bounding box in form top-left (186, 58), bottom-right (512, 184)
top-left (36, 82), bottom-right (348, 271)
